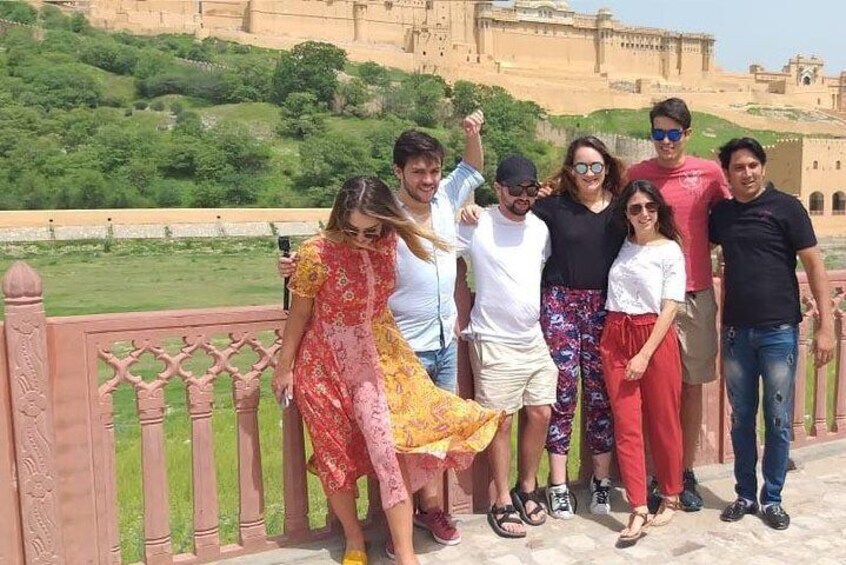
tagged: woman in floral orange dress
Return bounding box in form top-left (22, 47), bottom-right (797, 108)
top-left (272, 176), bottom-right (501, 565)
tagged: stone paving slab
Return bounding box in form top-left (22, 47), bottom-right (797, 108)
top-left (216, 440), bottom-right (846, 564)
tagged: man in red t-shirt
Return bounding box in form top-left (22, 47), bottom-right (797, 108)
top-left (627, 98), bottom-right (730, 513)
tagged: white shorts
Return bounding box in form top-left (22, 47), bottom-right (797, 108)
top-left (468, 335), bottom-right (558, 414)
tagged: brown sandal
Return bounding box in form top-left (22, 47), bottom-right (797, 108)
top-left (651, 497), bottom-right (681, 527)
top-left (616, 511), bottom-right (649, 548)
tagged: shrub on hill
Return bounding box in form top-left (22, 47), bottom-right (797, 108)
top-left (271, 41), bottom-right (347, 105)
top-left (0, 1), bottom-right (37, 25)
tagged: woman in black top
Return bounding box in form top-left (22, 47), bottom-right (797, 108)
top-left (533, 136), bottom-right (627, 519)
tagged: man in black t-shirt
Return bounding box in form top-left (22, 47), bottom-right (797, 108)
top-left (709, 137), bottom-right (834, 531)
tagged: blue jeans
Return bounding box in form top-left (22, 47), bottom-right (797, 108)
top-left (722, 324), bottom-right (798, 505)
top-left (416, 340), bottom-right (458, 393)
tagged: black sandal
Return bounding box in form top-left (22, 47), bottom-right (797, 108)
top-left (487, 504), bottom-right (527, 539)
top-left (510, 486), bottom-right (547, 526)
top-left (616, 511), bottom-right (650, 548)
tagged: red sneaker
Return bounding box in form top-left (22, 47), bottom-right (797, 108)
top-left (413, 508), bottom-right (461, 545)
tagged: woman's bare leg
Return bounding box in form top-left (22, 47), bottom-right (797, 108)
top-left (326, 489), bottom-right (365, 553)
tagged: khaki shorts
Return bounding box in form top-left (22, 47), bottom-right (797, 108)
top-left (674, 287), bottom-right (719, 385)
top-left (468, 335), bottom-right (558, 414)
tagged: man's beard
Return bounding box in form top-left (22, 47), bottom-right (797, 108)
top-left (506, 200), bottom-right (530, 216)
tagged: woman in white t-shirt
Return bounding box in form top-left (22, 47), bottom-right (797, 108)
top-left (600, 179), bottom-right (686, 547)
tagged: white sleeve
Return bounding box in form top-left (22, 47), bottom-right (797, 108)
top-left (456, 221), bottom-right (475, 259)
top-left (441, 161), bottom-right (485, 210)
top-left (662, 242), bottom-right (687, 302)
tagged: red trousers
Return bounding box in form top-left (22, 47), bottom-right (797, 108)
top-left (599, 312), bottom-right (683, 508)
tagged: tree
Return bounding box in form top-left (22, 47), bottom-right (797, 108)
top-left (338, 78), bottom-right (371, 116)
top-left (296, 133), bottom-right (376, 205)
top-left (277, 92), bottom-right (327, 139)
top-left (0, 1), bottom-right (37, 25)
top-left (80, 40), bottom-right (139, 75)
top-left (382, 73), bottom-right (446, 127)
top-left (451, 81), bottom-right (480, 120)
top-left (270, 41), bottom-right (347, 105)
top-left (13, 63), bottom-right (103, 110)
top-left (358, 61), bottom-right (391, 87)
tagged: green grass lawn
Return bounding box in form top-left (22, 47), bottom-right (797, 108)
top-left (549, 108), bottom-right (785, 158)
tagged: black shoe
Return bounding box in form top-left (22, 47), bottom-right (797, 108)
top-left (720, 498), bottom-right (759, 522)
top-left (646, 478), bottom-right (661, 514)
top-left (680, 469), bottom-right (704, 512)
top-left (761, 504), bottom-right (790, 530)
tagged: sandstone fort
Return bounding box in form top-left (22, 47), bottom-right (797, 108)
top-left (73, 0), bottom-right (846, 118)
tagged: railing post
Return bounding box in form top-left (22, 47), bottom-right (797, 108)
top-left (186, 381), bottom-right (221, 559)
top-left (453, 258), bottom-right (490, 514)
top-left (282, 405), bottom-right (310, 540)
top-left (233, 377), bottom-right (267, 548)
top-left (793, 310), bottom-right (811, 444)
top-left (137, 387), bottom-right (173, 564)
top-left (3, 261), bottom-right (66, 564)
top-left (835, 306), bottom-right (846, 433)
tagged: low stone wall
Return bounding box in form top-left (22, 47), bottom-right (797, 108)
top-left (0, 208), bottom-right (330, 242)
top-left (535, 121), bottom-right (656, 166)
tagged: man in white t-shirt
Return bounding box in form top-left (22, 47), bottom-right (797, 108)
top-left (457, 155), bottom-right (557, 539)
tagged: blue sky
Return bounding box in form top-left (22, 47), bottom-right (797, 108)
top-left (496, 1), bottom-right (846, 75)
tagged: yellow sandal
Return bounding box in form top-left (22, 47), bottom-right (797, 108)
top-left (342, 549), bottom-right (368, 565)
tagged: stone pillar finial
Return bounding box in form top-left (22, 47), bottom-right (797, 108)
top-left (3, 261), bottom-right (43, 305)
top-left (3, 261), bottom-right (65, 564)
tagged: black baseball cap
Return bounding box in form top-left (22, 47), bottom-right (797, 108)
top-left (495, 155), bottom-right (539, 186)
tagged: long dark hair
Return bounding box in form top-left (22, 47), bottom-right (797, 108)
top-left (324, 176), bottom-right (448, 261)
top-left (547, 136), bottom-right (624, 199)
top-left (615, 179), bottom-right (681, 244)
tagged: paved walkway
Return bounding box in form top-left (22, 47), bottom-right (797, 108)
top-left (220, 440), bottom-right (846, 564)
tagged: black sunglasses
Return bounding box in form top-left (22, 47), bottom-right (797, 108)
top-left (342, 224), bottom-right (382, 240)
top-left (504, 183), bottom-right (540, 197)
top-left (627, 202), bottom-right (659, 216)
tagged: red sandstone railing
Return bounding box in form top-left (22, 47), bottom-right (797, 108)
top-left (0, 261), bottom-right (845, 564)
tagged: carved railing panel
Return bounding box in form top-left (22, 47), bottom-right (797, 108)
top-left (792, 273), bottom-right (846, 446)
top-left (94, 325), bottom-right (290, 563)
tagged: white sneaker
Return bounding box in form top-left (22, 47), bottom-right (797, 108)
top-left (546, 483), bottom-right (575, 519)
top-left (590, 475), bottom-right (612, 514)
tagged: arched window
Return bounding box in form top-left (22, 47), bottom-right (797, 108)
top-left (837, 161), bottom-right (842, 170)
top-left (809, 191), bottom-right (825, 215)
top-left (834, 192), bottom-right (846, 215)
top-left (813, 160), bottom-right (819, 170)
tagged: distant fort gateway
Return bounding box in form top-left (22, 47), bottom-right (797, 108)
top-left (61, 0), bottom-right (846, 116)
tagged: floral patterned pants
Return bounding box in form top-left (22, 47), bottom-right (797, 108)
top-left (540, 286), bottom-right (614, 456)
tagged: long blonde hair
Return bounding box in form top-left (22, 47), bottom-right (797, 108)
top-left (324, 176), bottom-right (449, 261)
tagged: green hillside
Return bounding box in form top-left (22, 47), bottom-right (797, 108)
top-left (0, 0), bottom-right (808, 212)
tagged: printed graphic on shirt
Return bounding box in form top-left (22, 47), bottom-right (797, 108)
top-left (680, 169), bottom-right (703, 194)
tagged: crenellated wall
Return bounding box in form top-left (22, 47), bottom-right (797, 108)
top-left (49, 1), bottom-right (846, 117)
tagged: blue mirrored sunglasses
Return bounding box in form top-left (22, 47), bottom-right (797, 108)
top-left (651, 128), bottom-right (685, 142)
